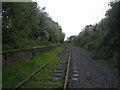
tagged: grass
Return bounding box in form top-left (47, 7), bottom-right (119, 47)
top-left (3, 46), bottom-right (65, 88)
top-left (2, 42), bottom-right (61, 53)
top-left (21, 56), bottom-right (63, 88)
top-left (3, 38), bottom-right (61, 50)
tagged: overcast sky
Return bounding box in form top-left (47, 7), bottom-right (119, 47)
top-left (33, 0), bottom-right (111, 40)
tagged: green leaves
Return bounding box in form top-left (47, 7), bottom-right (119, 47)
top-left (2, 2), bottom-right (65, 50)
top-left (71, 1), bottom-right (120, 66)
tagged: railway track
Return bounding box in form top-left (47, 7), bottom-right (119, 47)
top-left (13, 46), bottom-right (72, 89)
top-left (64, 46), bottom-right (71, 89)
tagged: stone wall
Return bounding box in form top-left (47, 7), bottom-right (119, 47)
top-left (2, 45), bottom-right (60, 69)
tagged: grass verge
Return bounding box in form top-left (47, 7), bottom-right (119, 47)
top-left (21, 55), bottom-right (63, 88)
top-left (3, 46), bottom-right (65, 88)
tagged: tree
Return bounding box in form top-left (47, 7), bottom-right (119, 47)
top-left (72, 1), bottom-right (120, 67)
top-left (2, 2), bottom-right (65, 50)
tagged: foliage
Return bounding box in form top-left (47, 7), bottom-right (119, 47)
top-left (72, 1), bottom-right (120, 68)
top-left (2, 2), bottom-right (65, 50)
top-left (66, 35), bottom-right (77, 43)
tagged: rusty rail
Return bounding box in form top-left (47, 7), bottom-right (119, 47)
top-left (64, 46), bottom-right (71, 89)
top-left (14, 48), bottom-right (64, 89)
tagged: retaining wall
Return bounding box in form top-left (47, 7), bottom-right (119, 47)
top-left (2, 45), bottom-right (61, 69)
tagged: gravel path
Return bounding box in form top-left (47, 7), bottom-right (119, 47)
top-left (68, 45), bottom-right (119, 88)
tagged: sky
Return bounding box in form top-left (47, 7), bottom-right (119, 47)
top-left (33, 0), bottom-right (111, 40)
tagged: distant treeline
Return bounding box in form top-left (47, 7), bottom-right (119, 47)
top-left (69, 1), bottom-right (120, 67)
top-left (2, 2), bottom-right (65, 50)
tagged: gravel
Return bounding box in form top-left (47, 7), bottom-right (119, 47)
top-left (68, 45), bottom-right (119, 88)
top-left (51, 46), bottom-right (70, 87)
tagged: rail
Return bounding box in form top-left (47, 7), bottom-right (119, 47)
top-left (14, 48), bottom-right (64, 89)
top-left (64, 46), bottom-right (71, 89)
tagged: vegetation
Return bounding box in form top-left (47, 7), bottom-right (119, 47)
top-left (21, 54), bottom-right (64, 88)
top-left (2, 2), bottom-right (65, 50)
top-left (3, 46), bottom-right (65, 88)
top-left (70, 1), bottom-right (120, 68)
